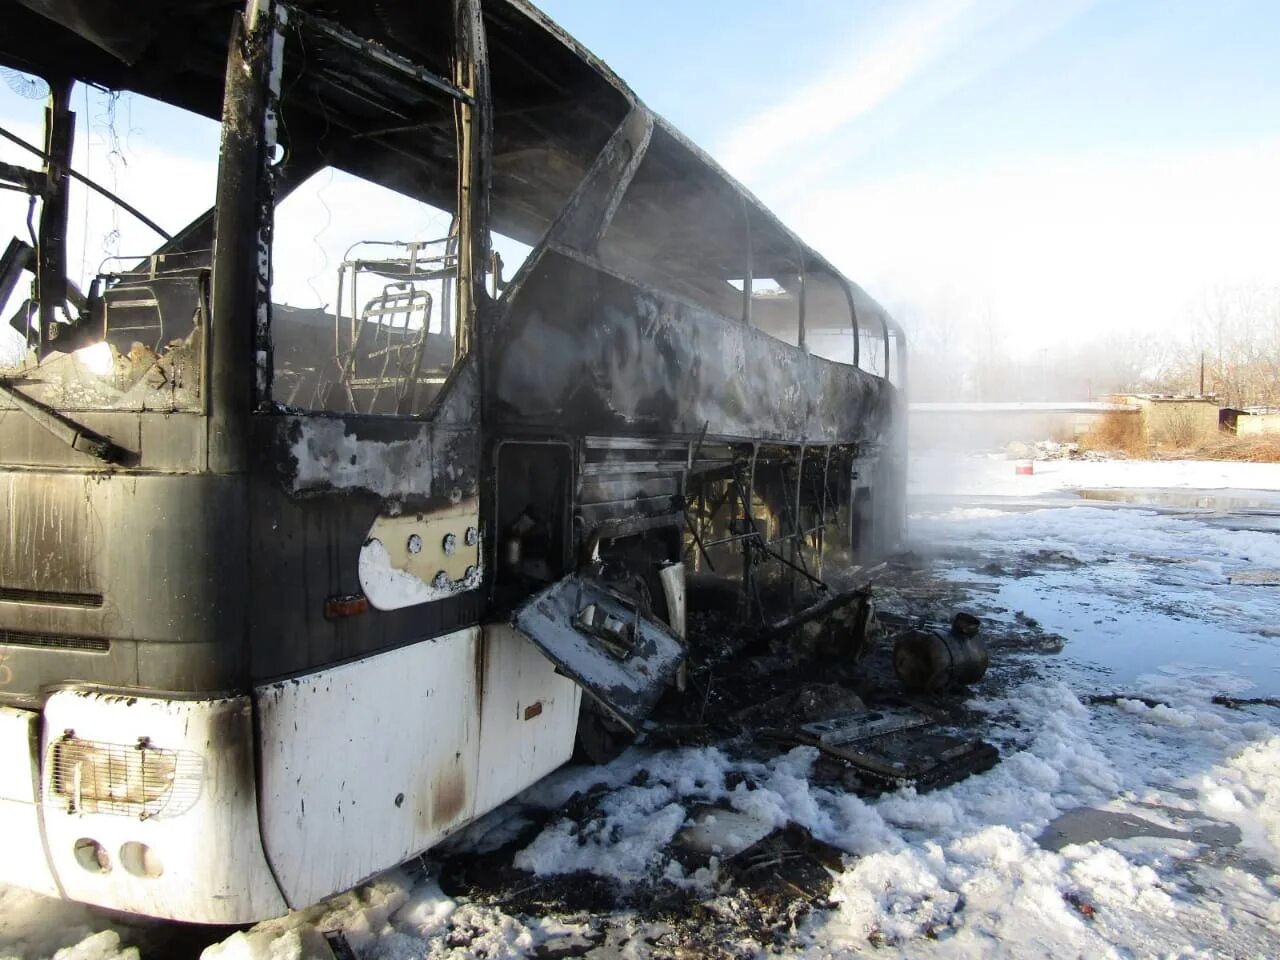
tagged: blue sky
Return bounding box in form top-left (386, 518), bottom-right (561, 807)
top-left (538, 0), bottom-right (1280, 181)
top-left (537, 0), bottom-right (1280, 353)
top-left (3, 0), bottom-right (1278, 359)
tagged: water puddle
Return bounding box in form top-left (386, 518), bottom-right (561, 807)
top-left (1074, 487), bottom-right (1280, 512)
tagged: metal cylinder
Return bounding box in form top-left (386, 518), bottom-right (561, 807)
top-left (893, 626), bottom-right (989, 694)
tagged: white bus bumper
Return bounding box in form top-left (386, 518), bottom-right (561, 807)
top-left (0, 692), bottom-right (287, 923)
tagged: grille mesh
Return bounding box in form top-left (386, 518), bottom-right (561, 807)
top-left (45, 736), bottom-right (203, 819)
top-left (0, 587), bottom-right (103, 608)
top-left (0, 630), bottom-right (109, 652)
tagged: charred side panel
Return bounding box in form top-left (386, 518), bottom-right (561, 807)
top-left (0, 471), bottom-right (248, 702)
top-left (488, 246), bottom-right (894, 444)
top-left (245, 414), bottom-right (482, 681)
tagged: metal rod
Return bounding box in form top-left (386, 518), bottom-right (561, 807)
top-left (741, 196), bottom-right (752, 326)
top-left (765, 585), bottom-right (868, 636)
top-left (0, 124), bottom-right (171, 241)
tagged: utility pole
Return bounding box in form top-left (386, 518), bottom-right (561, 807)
top-left (1199, 351), bottom-right (1205, 397)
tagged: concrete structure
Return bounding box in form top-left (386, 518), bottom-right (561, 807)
top-left (1112, 395), bottom-right (1221, 448)
top-left (1236, 410), bottom-right (1280, 437)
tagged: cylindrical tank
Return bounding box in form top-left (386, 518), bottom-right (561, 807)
top-left (893, 617), bottom-right (989, 694)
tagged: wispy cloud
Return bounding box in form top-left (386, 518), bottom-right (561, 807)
top-left (718, 0), bottom-right (976, 181)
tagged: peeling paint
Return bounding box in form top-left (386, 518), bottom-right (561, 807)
top-left (287, 418), bottom-right (435, 497)
top-left (358, 536), bottom-right (482, 610)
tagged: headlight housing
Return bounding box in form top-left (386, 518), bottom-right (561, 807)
top-left (45, 734), bottom-right (203, 819)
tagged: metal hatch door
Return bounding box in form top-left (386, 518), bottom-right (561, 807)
top-left (511, 575), bottom-right (684, 732)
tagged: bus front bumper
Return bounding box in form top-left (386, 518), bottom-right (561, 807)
top-left (0, 690), bottom-right (287, 923)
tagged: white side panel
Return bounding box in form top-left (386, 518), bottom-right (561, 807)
top-left (39, 691), bottom-right (287, 923)
top-left (255, 628), bottom-right (482, 909)
top-left (0, 705), bottom-right (40, 802)
top-left (0, 706), bottom-right (59, 897)
top-left (473, 624), bottom-right (581, 816)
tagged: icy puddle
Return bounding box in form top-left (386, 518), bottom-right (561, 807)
top-left (1073, 486), bottom-right (1280, 512)
top-left (916, 498), bottom-right (1280, 696)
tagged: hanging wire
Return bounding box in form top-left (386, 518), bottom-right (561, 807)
top-left (305, 167), bottom-right (334, 308)
top-left (100, 90), bottom-right (123, 258)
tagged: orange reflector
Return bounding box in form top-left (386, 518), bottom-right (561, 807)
top-left (324, 594), bottom-right (369, 620)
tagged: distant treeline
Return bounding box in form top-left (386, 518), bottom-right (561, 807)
top-left (902, 283), bottom-right (1280, 408)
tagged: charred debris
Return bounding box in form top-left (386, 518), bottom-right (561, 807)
top-left (548, 554), bottom-right (1000, 786)
top-left (643, 578), bottom-right (998, 796)
top-left (428, 560), bottom-right (1019, 952)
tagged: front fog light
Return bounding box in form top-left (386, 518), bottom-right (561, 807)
top-left (120, 841), bottom-right (163, 878)
top-left (73, 838), bottom-right (110, 873)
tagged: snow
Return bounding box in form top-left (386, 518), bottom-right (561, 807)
top-left (912, 450), bottom-right (1280, 500)
top-left (3, 454), bottom-right (1278, 958)
top-left (810, 677), bottom-right (1280, 957)
top-left (0, 887), bottom-right (135, 960)
top-left (912, 454), bottom-right (1280, 694)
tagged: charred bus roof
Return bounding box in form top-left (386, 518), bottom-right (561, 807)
top-left (4, 0), bottom-right (899, 345)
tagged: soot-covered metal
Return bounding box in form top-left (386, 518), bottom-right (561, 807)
top-left (0, 0), bottom-right (905, 701)
top-left (0, 0), bottom-right (907, 922)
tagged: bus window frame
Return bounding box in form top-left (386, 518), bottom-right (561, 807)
top-left (234, 0), bottom-right (488, 420)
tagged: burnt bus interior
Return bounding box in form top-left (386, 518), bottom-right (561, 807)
top-left (0, 0), bottom-right (904, 725)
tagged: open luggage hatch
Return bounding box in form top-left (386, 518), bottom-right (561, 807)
top-left (512, 575), bottom-right (684, 732)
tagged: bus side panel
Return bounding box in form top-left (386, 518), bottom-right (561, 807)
top-left (488, 247), bottom-right (894, 445)
top-left (254, 627), bottom-right (483, 909)
top-left (246, 415), bottom-right (483, 682)
top-left (473, 624), bottom-right (581, 816)
top-left (254, 624), bottom-right (583, 910)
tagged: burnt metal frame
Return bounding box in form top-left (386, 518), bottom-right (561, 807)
top-left (229, 0), bottom-right (491, 419)
top-left (0, 0), bottom-right (906, 702)
top-left (680, 438), bottom-right (856, 622)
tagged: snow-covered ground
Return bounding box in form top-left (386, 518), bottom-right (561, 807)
top-left (913, 453), bottom-right (1280, 695)
top-left (912, 450), bottom-right (1280, 501)
top-left (2, 455), bottom-right (1278, 959)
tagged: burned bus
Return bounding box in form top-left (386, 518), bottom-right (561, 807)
top-left (0, 0), bottom-right (905, 923)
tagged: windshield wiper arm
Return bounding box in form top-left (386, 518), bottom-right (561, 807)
top-left (0, 379), bottom-right (129, 464)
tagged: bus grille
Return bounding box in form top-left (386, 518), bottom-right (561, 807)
top-left (45, 736), bottom-right (203, 819)
top-left (0, 587), bottom-right (104, 608)
top-left (0, 630), bottom-right (109, 652)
